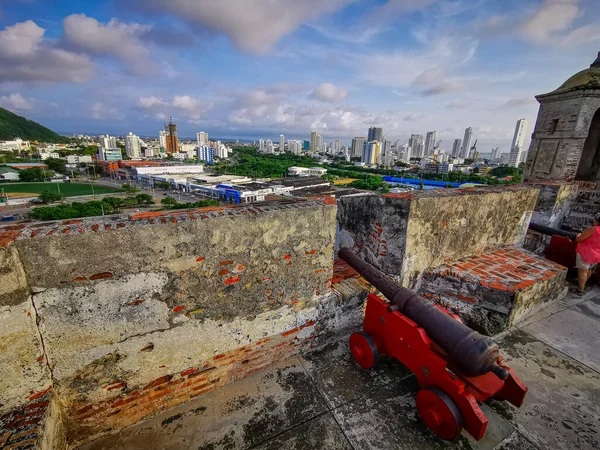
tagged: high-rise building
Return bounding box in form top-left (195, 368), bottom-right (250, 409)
top-left (196, 146), bottom-right (214, 164)
top-left (317, 134), bottom-right (323, 152)
top-left (159, 131), bottom-right (167, 151)
top-left (266, 139), bottom-right (274, 154)
top-left (165, 118), bottom-right (178, 155)
top-left (99, 135), bottom-right (116, 149)
top-left (362, 141), bottom-right (381, 165)
top-left (460, 127), bottom-right (473, 159)
top-left (425, 131), bottom-right (437, 156)
top-left (490, 147), bottom-right (500, 161)
top-left (259, 139), bottom-right (265, 152)
top-left (125, 132), bottom-right (142, 159)
top-left (452, 139), bottom-right (462, 157)
top-left (351, 137), bottom-right (366, 158)
top-left (368, 127), bottom-right (383, 142)
top-left (509, 119), bottom-right (528, 168)
top-left (399, 143), bottom-right (411, 163)
top-left (333, 139), bottom-right (341, 153)
top-left (381, 140), bottom-right (393, 166)
top-left (409, 134), bottom-right (424, 159)
top-left (288, 140), bottom-right (302, 155)
top-left (197, 132), bottom-right (209, 148)
top-left (279, 134), bottom-right (285, 152)
top-left (310, 132), bottom-right (319, 152)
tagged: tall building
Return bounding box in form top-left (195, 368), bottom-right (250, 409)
top-left (259, 139), bottom-right (265, 152)
top-left (159, 131), bottom-right (167, 151)
top-left (97, 147), bottom-right (122, 161)
top-left (317, 134), bottom-right (323, 152)
top-left (490, 147), bottom-right (500, 161)
top-left (165, 118), bottom-right (178, 155)
top-left (409, 134), bottom-right (424, 159)
top-left (125, 132), bottom-right (142, 159)
top-left (368, 127), bottom-right (383, 142)
top-left (333, 139), bottom-right (341, 153)
top-left (362, 141), bottom-right (381, 165)
top-left (265, 139), bottom-right (274, 154)
top-left (381, 140), bottom-right (393, 166)
top-left (351, 137), bottom-right (366, 158)
top-left (99, 135), bottom-right (116, 149)
top-left (399, 143), bottom-right (411, 163)
top-left (425, 131), bottom-right (437, 156)
top-left (196, 146), bottom-right (214, 164)
top-left (288, 140), bottom-right (302, 155)
top-left (279, 134), bottom-right (285, 152)
top-left (452, 139), bottom-right (462, 157)
top-left (460, 127), bottom-right (473, 159)
top-left (197, 132), bottom-right (209, 148)
top-left (310, 132), bottom-right (319, 152)
top-left (508, 119), bottom-right (528, 168)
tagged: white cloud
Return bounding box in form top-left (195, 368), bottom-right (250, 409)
top-left (0, 20), bottom-right (94, 83)
top-left (138, 95), bottom-right (212, 121)
top-left (476, 0), bottom-right (600, 48)
top-left (90, 102), bottom-right (125, 120)
top-left (312, 83), bottom-right (348, 103)
top-left (520, 0), bottom-right (579, 45)
top-left (63, 14), bottom-right (152, 75)
top-left (136, 0), bottom-right (351, 53)
top-left (366, 0), bottom-right (441, 25)
top-left (0, 92), bottom-right (35, 112)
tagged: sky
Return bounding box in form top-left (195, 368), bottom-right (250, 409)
top-left (0, 0), bottom-right (598, 153)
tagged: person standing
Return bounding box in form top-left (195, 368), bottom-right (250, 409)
top-left (574, 214), bottom-right (600, 293)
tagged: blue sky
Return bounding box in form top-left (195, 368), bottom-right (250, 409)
top-left (0, 0), bottom-right (598, 153)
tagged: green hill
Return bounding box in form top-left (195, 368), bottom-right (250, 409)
top-left (0, 107), bottom-right (70, 144)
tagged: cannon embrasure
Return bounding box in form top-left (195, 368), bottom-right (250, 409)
top-left (339, 248), bottom-right (528, 441)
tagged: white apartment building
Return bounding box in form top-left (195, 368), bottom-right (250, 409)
top-left (508, 119), bottom-right (528, 167)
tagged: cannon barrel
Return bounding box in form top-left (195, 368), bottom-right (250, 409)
top-left (528, 222), bottom-right (577, 239)
top-left (338, 248), bottom-right (509, 380)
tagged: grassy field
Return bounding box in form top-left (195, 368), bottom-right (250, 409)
top-left (0, 182), bottom-right (120, 197)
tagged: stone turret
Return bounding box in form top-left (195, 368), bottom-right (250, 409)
top-left (525, 52), bottom-right (600, 181)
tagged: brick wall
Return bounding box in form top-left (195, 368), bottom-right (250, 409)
top-left (0, 199), bottom-right (349, 448)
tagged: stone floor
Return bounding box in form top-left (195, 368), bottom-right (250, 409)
top-left (79, 287), bottom-right (600, 450)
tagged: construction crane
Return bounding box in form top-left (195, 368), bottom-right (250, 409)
top-left (469, 139), bottom-right (478, 159)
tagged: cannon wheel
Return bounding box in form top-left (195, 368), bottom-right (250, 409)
top-left (349, 331), bottom-right (378, 369)
top-left (416, 388), bottom-right (463, 440)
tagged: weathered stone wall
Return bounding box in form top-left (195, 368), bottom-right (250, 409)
top-left (337, 186), bottom-right (539, 288)
top-left (0, 199), bottom-right (342, 447)
top-left (0, 239), bottom-right (51, 416)
top-left (525, 91), bottom-right (600, 181)
top-left (529, 182), bottom-right (578, 228)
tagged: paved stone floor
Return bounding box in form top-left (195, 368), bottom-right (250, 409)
top-left (80, 288), bottom-right (600, 450)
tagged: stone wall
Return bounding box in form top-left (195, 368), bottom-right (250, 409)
top-left (337, 186), bottom-right (539, 288)
top-left (525, 90), bottom-right (600, 181)
top-left (529, 182), bottom-right (578, 228)
top-left (0, 199), bottom-right (345, 448)
top-left (0, 240), bottom-right (51, 416)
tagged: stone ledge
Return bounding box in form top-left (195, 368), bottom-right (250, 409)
top-left (418, 246), bottom-right (568, 335)
top-left (0, 198), bottom-right (333, 248)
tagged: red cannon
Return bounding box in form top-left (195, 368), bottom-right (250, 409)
top-left (340, 248), bottom-right (527, 441)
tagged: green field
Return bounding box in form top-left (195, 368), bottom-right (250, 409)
top-left (0, 182), bottom-right (120, 197)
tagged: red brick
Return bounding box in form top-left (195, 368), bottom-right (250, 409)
top-left (224, 275), bottom-right (240, 285)
top-left (111, 397), bottom-right (137, 408)
top-left (196, 256), bottom-right (205, 262)
top-left (144, 374), bottom-right (173, 390)
top-left (29, 386), bottom-right (51, 401)
top-left (220, 260), bottom-right (233, 266)
top-left (284, 254), bottom-right (292, 260)
top-left (90, 272), bottom-right (113, 280)
top-left (218, 268), bottom-right (229, 276)
top-left (173, 305), bottom-right (185, 313)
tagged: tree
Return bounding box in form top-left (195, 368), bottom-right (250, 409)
top-left (38, 190), bottom-right (64, 204)
top-left (135, 193), bottom-right (154, 205)
top-left (161, 196), bottom-right (177, 206)
top-left (45, 157), bottom-right (67, 174)
top-left (121, 183), bottom-right (140, 193)
top-left (19, 167), bottom-right (45, 182)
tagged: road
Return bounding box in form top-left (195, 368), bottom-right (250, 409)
top-left (0, 177), bottom-right (201, 219)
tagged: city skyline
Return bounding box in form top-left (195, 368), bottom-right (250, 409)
top-left (0, 1), bottom-right (598, 151)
